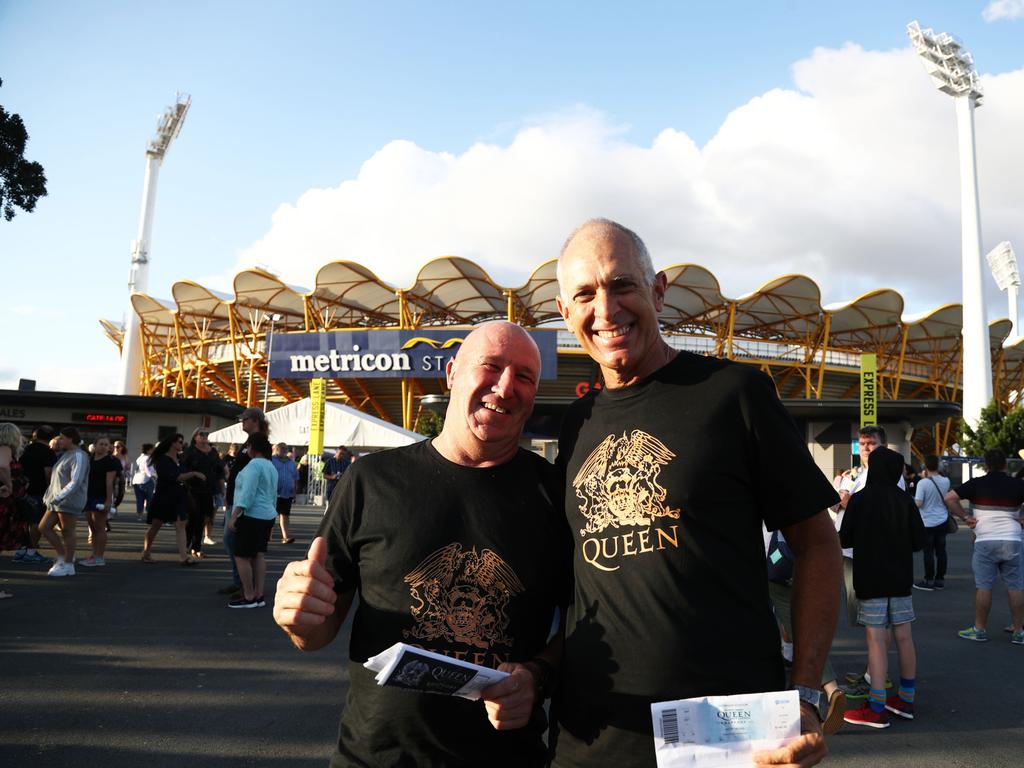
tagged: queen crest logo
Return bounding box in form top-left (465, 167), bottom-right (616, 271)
top-left (573, 430), bottom-right (681, 535)
top-left (573, 430), bottom-right (683, 571)
top-left (402, 543), bottom-right (524, 649)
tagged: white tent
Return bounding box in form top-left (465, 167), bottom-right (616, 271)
top-left (207, 398), bottom-right (426, 450)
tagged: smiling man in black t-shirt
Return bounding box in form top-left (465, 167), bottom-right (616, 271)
top-left (551, 219), bottom-right (842, 767)
top-left (274, 321), bottom-right (569, 768)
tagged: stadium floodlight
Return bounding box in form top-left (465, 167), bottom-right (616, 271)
top-left (907, 20), bottom-right (990, 428)
top-left (263, 313), bottom-right (283, 411)
top-left (118, 93), bottom-right (191, 396)
top-left (987, 241), bottom-right (1020, 338)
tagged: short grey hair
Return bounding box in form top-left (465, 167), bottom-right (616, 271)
top-left (556, 218), bottom-right (656, 298)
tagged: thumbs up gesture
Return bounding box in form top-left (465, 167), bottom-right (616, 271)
top-left (273, 536), bottom-right (346, 650)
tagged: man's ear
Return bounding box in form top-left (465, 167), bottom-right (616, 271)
top-left (556, 295), bottom-right (569, 322)
top-left (652, 271), bottom-right (668, 312)
top-left (445, 357), bottom-right (457, 389)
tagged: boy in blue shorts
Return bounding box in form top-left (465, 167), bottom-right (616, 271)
top-left (839, 446), bottom-right (926, 728)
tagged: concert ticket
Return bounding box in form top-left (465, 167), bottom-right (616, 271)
top-left (650, 689), bottom-right (800, 767)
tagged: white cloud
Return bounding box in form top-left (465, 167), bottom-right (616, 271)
top-left (233, 44), bottom-right (1024, 318)
top-left (984, 0), bottom-right (1024, 22)
top-left (0, 360), bottom-right (115, 395)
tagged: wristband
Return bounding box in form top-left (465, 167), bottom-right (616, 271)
top-left (523, 656), bottom-right (556, 701)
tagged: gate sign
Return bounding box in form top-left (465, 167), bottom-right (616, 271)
top-left (268, 329), bottom-right (558, 380)
top-left (860, 353), bottom-right (877, 427)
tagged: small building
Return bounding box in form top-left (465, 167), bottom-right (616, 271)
top-left (0, 390), bottom-right (243, 452)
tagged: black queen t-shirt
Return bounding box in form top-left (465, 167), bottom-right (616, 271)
top-left (317, 439), bottom-right (572, 768)
top-left (553, 351), bottom-right (838, 767)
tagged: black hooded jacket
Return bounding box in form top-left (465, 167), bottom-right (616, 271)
top-left (839, 447), bottom-right (926, 600)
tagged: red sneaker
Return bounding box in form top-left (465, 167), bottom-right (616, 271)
top-left (843, 703), bottom-right (891, 729)
top-left (885, 694), bottom-right (915, 720)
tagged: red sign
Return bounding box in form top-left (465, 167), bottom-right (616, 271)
top-left (575, 381), bottom-right (603, 398)
top-left (72, 412), bottom-right (127, 424)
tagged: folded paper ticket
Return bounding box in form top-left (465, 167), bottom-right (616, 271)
top-left (650, 689), bottom-right (800, 768)
top-left (363, 642), bottom-right (509, 700)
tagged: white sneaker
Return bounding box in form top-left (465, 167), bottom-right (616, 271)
top-left (203, 536), bottom-right (216, 545)
top-left (47, 561), bottom-right (75, 577)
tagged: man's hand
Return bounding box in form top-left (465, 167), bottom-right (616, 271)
top-left (481, 663), bottom-right (537, 731)
top-left (753, 704), bottom-right (827, 766)
top-left (273, 537), bottom-right (344, 651)
top-left (0, 484), bottom-right (10, 498)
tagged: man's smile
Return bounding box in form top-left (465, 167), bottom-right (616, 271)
top-left (596, 324), bottom-right (632, 340)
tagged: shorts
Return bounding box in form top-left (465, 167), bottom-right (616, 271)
top-left (234, 516), bottom-right (273, 558)
top-left (857, 596), bottom-right (915, 627)
top-left (21, 495), bottom-right (45, 524)
top-left (49, 505), bottom-right (84, 519)
top-left (973, 540), bottom-right (1024, 590)
top-left (276, 497), bottom-right (293, 516)
top-left (148, 496), bottom-right (188, 524)
top-left (85, 497), bottom-right (108, 515)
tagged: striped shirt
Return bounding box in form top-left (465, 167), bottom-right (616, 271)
top-left (954, 472), bottom-right (1024, 542)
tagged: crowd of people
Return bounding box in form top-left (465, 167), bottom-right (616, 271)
top-left (0, 412), bottom-right (351, 609)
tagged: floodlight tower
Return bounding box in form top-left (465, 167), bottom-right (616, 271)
top-left (987, 241), bottom-right (1020, 338)
top-left (907, 21), bottom-right (990, 427)
top-left (117, 93), bottom-right (191, 395)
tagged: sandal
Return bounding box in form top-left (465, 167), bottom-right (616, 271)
top-left (180, 556), bottom-right (197, 566)
top-left (141, 553), bottom-right (155, 563)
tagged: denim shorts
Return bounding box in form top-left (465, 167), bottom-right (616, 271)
top-left (973, 540), bottom-right (1024, 590)
top-left (858, 596), bottom-right (915, 627)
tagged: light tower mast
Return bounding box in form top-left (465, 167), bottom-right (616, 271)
top-left (117, 93), bottom-right (191, 395)
top-left (907, 21), bottom-right (989, 428)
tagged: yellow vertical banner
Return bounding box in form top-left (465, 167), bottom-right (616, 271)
top-left (309, 378), bottom-right (326, 455)
top-left (860, 354), bottom-right (877, 427)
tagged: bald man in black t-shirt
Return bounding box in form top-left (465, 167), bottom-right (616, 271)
top-left (552, 219), bottom-right (842, 768)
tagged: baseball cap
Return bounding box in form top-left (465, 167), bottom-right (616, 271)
top-left (239, 407), bottom-right (266, 422)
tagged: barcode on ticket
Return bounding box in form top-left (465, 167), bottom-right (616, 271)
top-left (660, 708), bottom-right (679, 744)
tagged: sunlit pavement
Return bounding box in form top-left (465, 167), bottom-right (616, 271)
top-left (1, 505), bottom-right (1021, 766)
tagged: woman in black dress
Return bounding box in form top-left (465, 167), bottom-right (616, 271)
top-left (141, 433), bottom-right (204, 565)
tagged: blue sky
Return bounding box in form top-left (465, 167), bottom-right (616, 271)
top-left (1, 1), bottom-right (1023, 393)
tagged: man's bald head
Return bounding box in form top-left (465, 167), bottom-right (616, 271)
top-left (454, 321), bottom-right (540, 366)
top-left (557, 218), bottom-right (656, 299)
top-left (436, 320), bottom-right (541, 466)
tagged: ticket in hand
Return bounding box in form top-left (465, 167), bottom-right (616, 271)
top-left (363, 642), bottom-right (509, 700)
top-left (650, 689), bottom-right (800, 768)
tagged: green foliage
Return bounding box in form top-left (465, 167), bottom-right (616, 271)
top-left (0, 78), bottom-right (48, 221)
top-left (960, 400), bottom-right (1024, 457)
top-left (415, 409), bottom-right (444, 438)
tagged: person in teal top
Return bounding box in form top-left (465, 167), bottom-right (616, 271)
top-left (228, 433), bottom-right (279, 608)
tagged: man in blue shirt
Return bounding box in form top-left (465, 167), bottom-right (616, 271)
top-left (323, 446), bottom-right (350, 501)
top-left (272, 442), bottom-right (299, 545)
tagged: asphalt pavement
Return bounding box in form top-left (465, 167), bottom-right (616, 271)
top-left (1, 503), bottom-right (1021, 767)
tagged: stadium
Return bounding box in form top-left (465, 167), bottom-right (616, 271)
top-left (99, 255), bottom-right (1024, 471)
